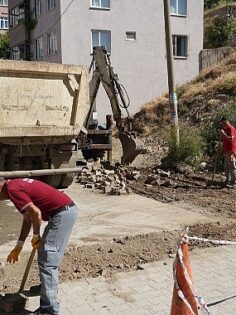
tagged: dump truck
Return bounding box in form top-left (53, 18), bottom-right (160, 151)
top-left (0, 47), bottom-right (144, 188)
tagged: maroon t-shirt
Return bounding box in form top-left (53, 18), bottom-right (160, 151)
top-left (4, 178), bottom-right (73, 221)
top-left (223, 124), bottom-right (236, 153)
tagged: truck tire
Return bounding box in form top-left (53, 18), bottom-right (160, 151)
top-left (82, 149), bottom-right (105, 161)
top-left (58, 173), bottom-right (75, 189)
top-left (40, 175), bottom-right (62, 188)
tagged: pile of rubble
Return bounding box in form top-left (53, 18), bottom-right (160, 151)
top-left (76, 160), bottom-right (175, 196)
top-left (76, 160), bottom-right (136, 196)
top-left (144, 168), bottom-right (172, 188)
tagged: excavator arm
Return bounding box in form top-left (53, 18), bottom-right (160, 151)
top-left (85, 46), bottom-right (144, 165)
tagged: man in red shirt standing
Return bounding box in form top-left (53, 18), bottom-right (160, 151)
top-left (219, 117), bottom-right (236, 188)
top-left (0, 178), bottom-right (78, 315)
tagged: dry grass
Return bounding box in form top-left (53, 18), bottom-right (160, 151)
top-left (179, 82), bottom-right (207, 103)
top-left (207, 71), bottom-right (236, 94)
top-left (207, 98), bottom-right (221, 107)
top-left (140, 95), bottom-right (168, 112)
top-left (196, 65), bottom-right (224, 82)
top-left (134, 52), bottom-right (236, 133)
top-left (225, 51), bottom-right (236, 65)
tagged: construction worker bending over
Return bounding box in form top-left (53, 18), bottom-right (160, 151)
top-left (219, 117), bottom-right (236, 188)
top-left (0, 178), bottom-right (78, 315)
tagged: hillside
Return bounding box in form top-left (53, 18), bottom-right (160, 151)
top-left (134, 51), bottom-right (236, 135)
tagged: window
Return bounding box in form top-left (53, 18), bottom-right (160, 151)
top-left (0, 0), bottom-right (8, 6)
top-left (18, 3), bottom-right (25, 22)
top-left (0, 17), bottom-right (8, 29)
top-left (9, 7), bottom-right (19, 28)
top-left (11, 43), bottom-right (25, 60)
top-left (35, 37), bottom-right (43, 59)
top-left (172, 35), bottom-right (188, 58)
top-left (92, 30), bottom-right (111, 53)
top-left (91, 0), bottom-right (110, 9)
top-left (9, 4), bottom-right (25, 28)
top-left (47, 31), bottom-right (57, 55)
top-left (170, 0), bottom-right (187, 16)
top-left (47, 0), bottom-right (55, 11)
top-left (126, 32), bottom-right (136, 41)
top-left (34, 0), bottom-right (41, 18)
top-left (12, 46), bottom-right (21, 60)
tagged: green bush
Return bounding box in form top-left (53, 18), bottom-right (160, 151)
top-left (204, 0), bottom-right (221, 9)
top-left (162, 124), bottom-right (205, 168)
top-left (0, 33), bottom-right (10, 59)
top-left (204, 0), bottom-right (233, 9)
top-left (206, 17), bottom-right (234, 48)
top-left (202, 104), bottom-right (236, 156)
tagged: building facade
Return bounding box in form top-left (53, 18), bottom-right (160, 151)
top-left (8, 0), bottom-right (204, 118)
top-left (0, 0), bottom-right (8, 35)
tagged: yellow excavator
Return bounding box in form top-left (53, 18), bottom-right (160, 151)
top-left (83, 46), bottom-right (145, 165)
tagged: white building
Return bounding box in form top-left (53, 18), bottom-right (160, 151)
top-left (0, 0), bottom-right (8, 35)
top-left (8, 0), bottom-right (204, 118)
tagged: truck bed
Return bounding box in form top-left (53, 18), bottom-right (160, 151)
top-left (0, 59), bottom-right (90, 142)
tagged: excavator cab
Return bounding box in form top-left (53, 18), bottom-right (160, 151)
top-left (86, 46), bottom-right (145, 165)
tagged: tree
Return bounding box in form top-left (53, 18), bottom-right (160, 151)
top-left (205, 0), bottom-right (234, 9)
top-left (204, 0), bottom-right (221, 9)
top-left (0, 33), bottom-right (10, 59)
top-left (206, 17), bottom-right (234, 48)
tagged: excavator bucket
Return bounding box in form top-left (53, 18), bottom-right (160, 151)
top-left (119, 132), bottom-right (146, 165)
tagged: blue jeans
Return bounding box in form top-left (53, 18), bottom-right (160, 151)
top-left (38, 204), bottom-right (78, 315)
top-left (224, 152), bottom-right (236, 184)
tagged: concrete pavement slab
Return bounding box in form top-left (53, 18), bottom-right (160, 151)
top-left (0, 183), bottom-right (215, 262)
top-left (66, 183), bottom-right (216, 246)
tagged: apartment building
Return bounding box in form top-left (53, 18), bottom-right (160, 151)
top-left (8, 0), bottom-right (204, 117)
top-left (0, 0), bottom-right (8, 35)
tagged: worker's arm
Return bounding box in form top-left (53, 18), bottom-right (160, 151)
top-left (6, 204), bottom-right (42, 263)
top-left (18, 213), bottom-right (32, 242)
top-left (24, 204), bottom-right (43, 249)
top-left (6, 213), bottom-right (32, 263)
top-left (220, 129), bottom-right (234, 141)
top-left (24, 204), bottom-right (42, 235)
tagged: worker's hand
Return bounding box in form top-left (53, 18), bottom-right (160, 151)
top-left (31, 234), bottom-right (43, 249)
top-left (220, 129), bottom-right (226, 138)
top-left (7, 241), bottom-right (24, 264)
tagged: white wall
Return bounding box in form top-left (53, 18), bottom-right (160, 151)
top-left (60, 0), bottom-right (203, 122)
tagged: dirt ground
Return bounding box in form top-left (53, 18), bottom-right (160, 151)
top-left (0, 137), bottom-right (236, 294)
top-left (112, 137), bottom-right (236, 219)
top-left (1, 221), bottom-right (236, 294)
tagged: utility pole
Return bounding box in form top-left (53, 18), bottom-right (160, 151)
top-left (163, 0), bottom-right (179, 145)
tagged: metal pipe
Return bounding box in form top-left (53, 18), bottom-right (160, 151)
top-left (0, 168), bottom-right (80, 178)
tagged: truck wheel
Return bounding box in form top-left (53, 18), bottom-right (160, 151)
top-left (39, 175), bottom-right (62, 188)
top-left (82, 149), bottom-right (105, 161)
top-left (58, 173), bottom-right (75, 189)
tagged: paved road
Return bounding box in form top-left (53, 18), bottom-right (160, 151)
top-left (0, 183), bottom-right (235, 314)
top-left (21, 245), bottom-right (236, 315)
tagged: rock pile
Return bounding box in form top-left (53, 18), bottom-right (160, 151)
top-left (76, 160), bottom-right (139, 196)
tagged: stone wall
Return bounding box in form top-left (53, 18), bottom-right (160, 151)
top-left (199, 46), bottom-right (236, 70)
